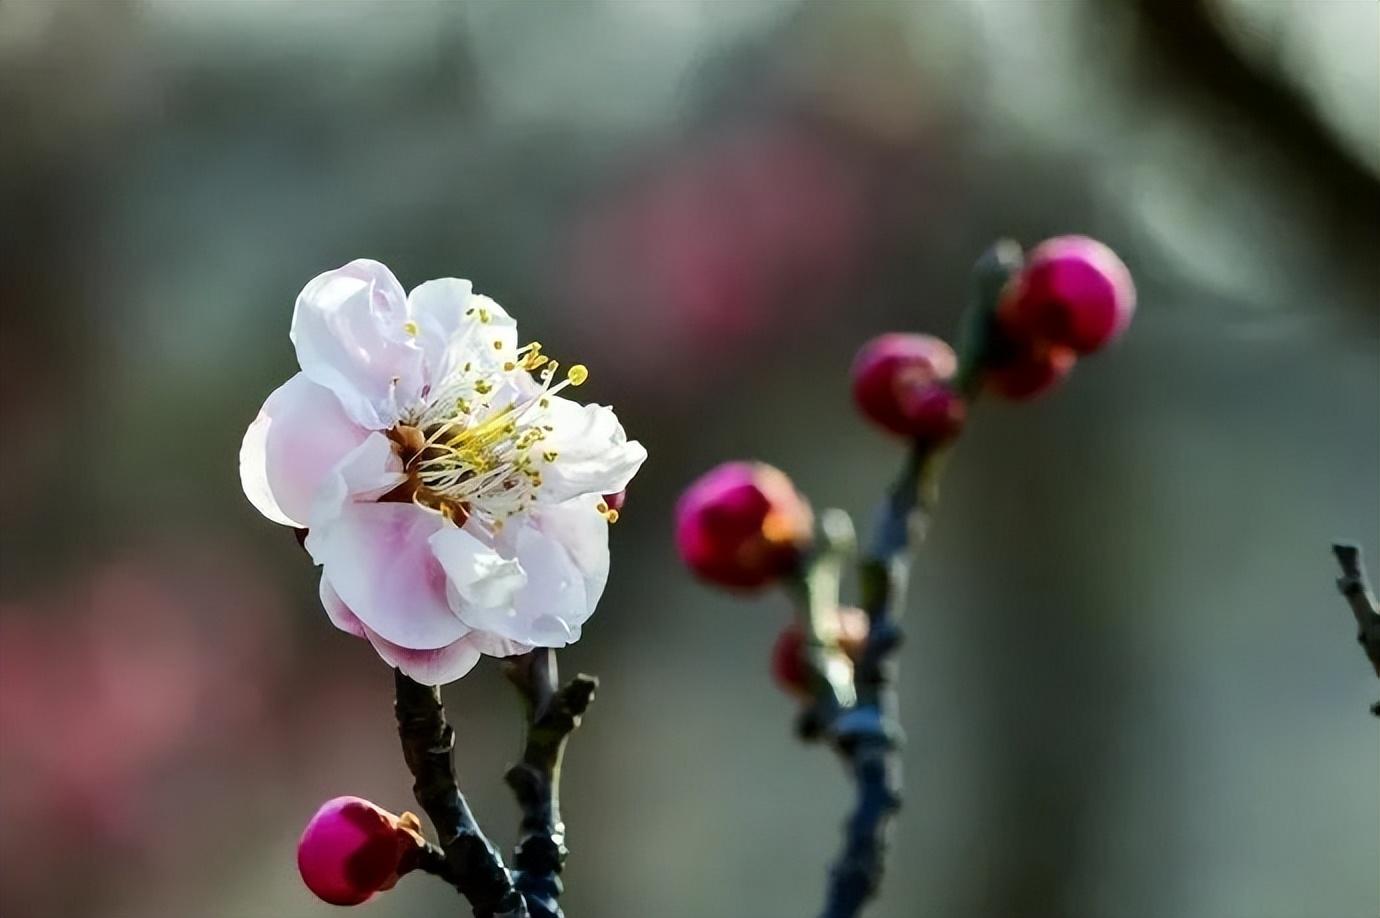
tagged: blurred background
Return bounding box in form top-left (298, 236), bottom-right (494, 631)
top-left (2, 1), bottom-right (1377, 916)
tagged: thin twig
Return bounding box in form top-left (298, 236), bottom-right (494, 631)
top-left (818, 447), bottom-right (930, 918)
top-left (394, 671), bottom-right (529, 918)
top-left (1330, 543), bottom-right (1380, 715)
top-left (503, 648), bottom-right (598, 918)
top-left (813, 241), bottom-right (1021, 918)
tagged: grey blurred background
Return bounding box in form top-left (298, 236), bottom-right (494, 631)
top-left (1, 2), bottom-right (1377, 917)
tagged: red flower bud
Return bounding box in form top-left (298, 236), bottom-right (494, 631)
top-left (676, 462), bottom-right (813, 590)
top-left (998, 235), bottom-right (1135, 355)
top-left (771, 607), bottom-right (870, 697)
top-left (297, 797), bottom-right (423, 907)
top-left (851, 333), bottom-right (966, 441)
top-left (985, 340), bottom-right (1077, 401)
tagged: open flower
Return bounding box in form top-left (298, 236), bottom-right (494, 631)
top-left (240, 260), bottom-right (646, 684)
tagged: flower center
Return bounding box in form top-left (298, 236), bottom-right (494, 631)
top-left (390, 340), bottom-right (588, 526)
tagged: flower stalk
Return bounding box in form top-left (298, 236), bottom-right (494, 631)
top-left (503, 648), bottom-right (599, 918)
top-left (792, 243), bottom-right (1024, 918)
top-left (393, 671), bottom-right (528, 918)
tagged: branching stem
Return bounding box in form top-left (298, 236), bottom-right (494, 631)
top-left (804, 242), bottom-right (1022, 918)
top-left (503, 648), bottom-right (598, 918)
top-left (394, 671), bottom-right (529, 918)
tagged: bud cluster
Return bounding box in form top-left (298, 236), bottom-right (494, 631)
top-left (673, 235), bottom-right (1134, 694)
top-left (986, 235), bottom-right (1135, 400)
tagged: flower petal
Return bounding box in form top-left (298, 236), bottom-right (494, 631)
top-left (239, 372), bottom-right (372, 527)
top-left (519, 496), bottom-right (611, 619)
top-left (318, 574), bottom-right (367, 638)
top-left (291, 259), bottom-right (425, 429)
top-left (454, 499), bottom-right (609, 647)
top-left (320, 573), bottom-right (484, 682)
top-left (465, 631), bottom-right (533, 659)
top-left (429, 525), bottom-right (527, 610)
top-left (305, 432), bottom-right (405, 536)
top-left (362, 628), bottom-right (483, 685)
top-left (310, 502), bottom-right (470, 650)
top-left (538, 397), bottom-right (648, 502)
top-left (407, 282), bottom-right (517, 387)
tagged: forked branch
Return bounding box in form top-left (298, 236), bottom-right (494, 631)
top-left (394, 671), bottom-right (528, 917)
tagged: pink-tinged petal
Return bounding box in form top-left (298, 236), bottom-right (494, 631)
top-left (310, 502), bottom-right (470, 650)
top-left (465, 631), bottom-right (533, 659)
top-left (455, 499), bottom-right (609, 646)
top-left (429, 525), bottom-right (527, 610)
top-left (239, 372), bottom-right (372, 527)
top-left (306, 432), bottom-right (405, 537)
top-left (362, 628), bottom-right (482, 685)
top-left (318, 575), bottom-right (366, 638)
top-left (538, 397), bottom-right (648, 503)
top-left (320, 570), bottom-right (484, 682)
top-left (406, 282), bottom-right (517, 388)
top-left (291, 259), bottom-right (425, 430)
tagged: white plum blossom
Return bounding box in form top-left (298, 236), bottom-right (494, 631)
top-left (240, 260), bottom-right (646, 683)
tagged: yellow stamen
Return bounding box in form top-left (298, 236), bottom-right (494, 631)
top-left (399, 335), bottom-right (601, 525)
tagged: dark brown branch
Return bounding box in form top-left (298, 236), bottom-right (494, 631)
top-left (503, 649), bottom-right (598, 918)
top-left (394, 671), bottom-right (528, 918)
top-left (1331, 544), bottom-right (1380, 715)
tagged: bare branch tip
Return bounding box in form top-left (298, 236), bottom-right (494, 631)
top-left (559, 676), bottom-right (598, 715)
top-left (1332, 542), bottom-right (1361, 572)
